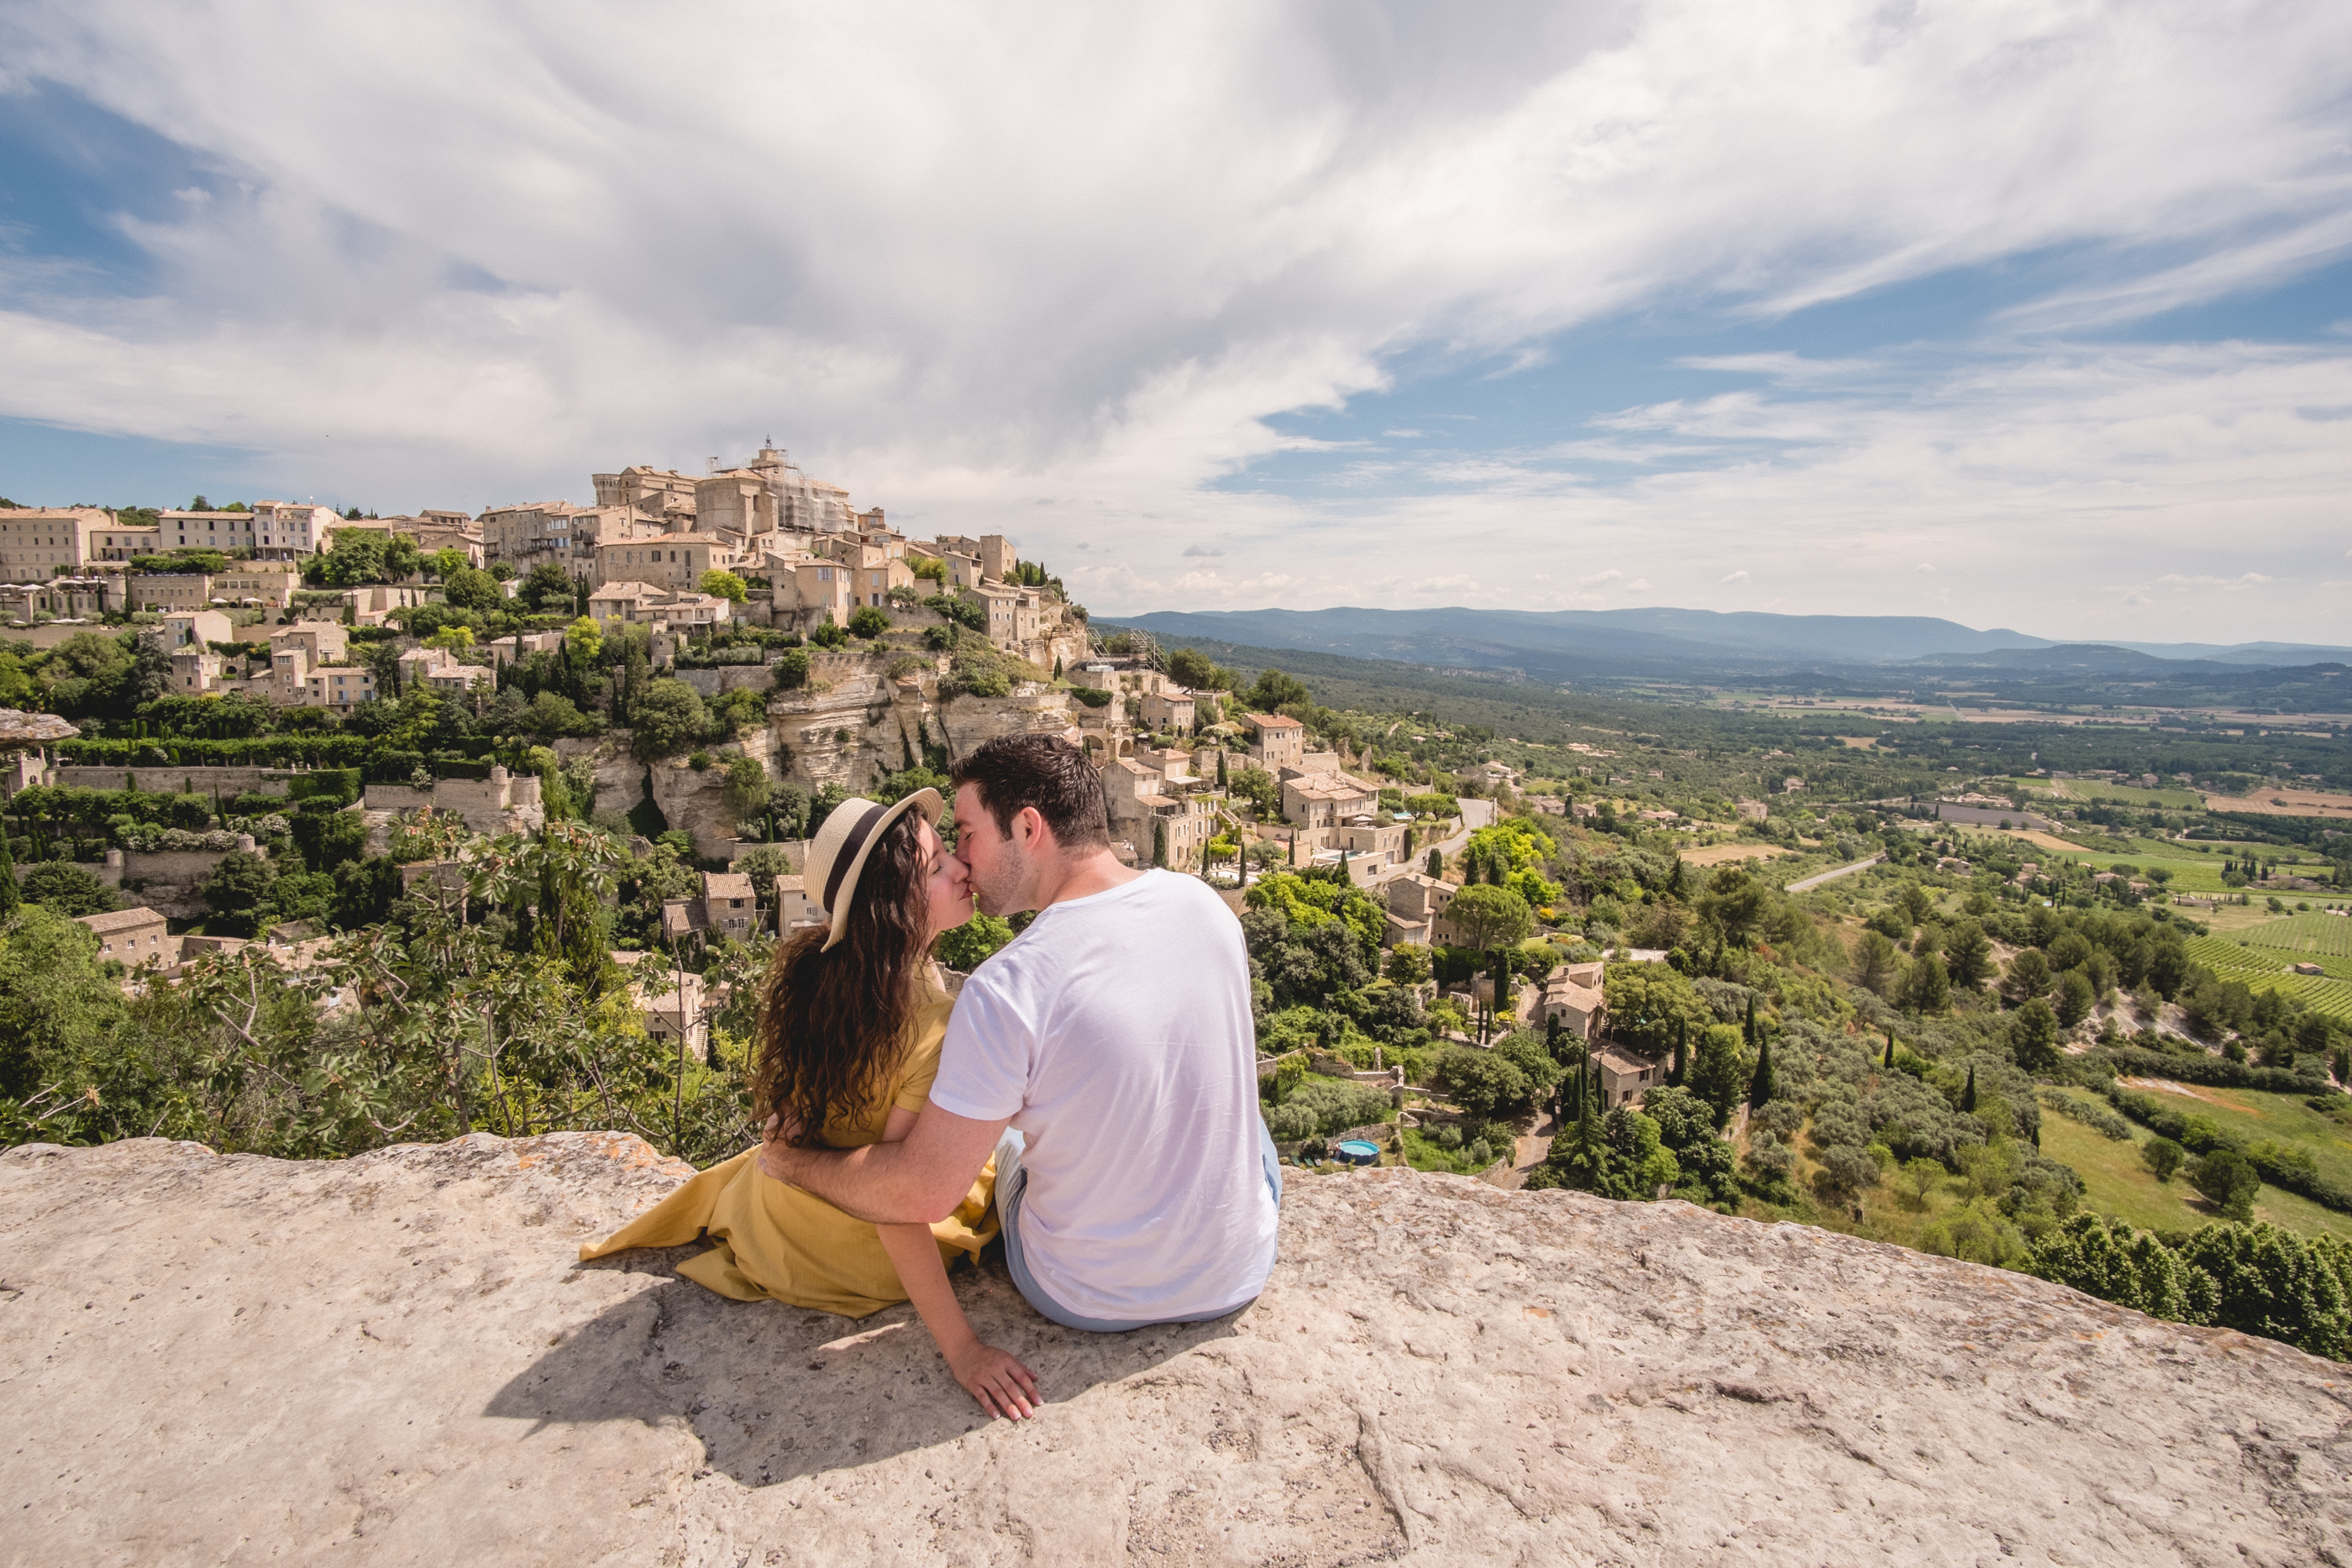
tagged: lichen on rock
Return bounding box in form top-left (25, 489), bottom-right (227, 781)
top-left (3, 1135), bottom-right (2347, 1564)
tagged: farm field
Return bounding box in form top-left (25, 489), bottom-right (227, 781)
top-left (2186, 916), bottom-right (2352, 1020)
top-left (2108, 1080), bottom-right (2352, 1190)
top-left (2009, 778), bottom-right (2205, 810)
top-left (2039, 1095), bottom-right (2352, 1242)
top-left (1679, 842), bottom-right (1793, 868)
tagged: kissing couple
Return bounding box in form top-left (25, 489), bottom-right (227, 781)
top-left (584, 733), bottom-right (1281, 1419)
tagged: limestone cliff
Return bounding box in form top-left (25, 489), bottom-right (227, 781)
top-left (4, 1135), bottom-right (2346, 1565)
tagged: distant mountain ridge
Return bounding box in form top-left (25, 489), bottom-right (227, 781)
top-left (1119, 606), bottom-right (2350, 679)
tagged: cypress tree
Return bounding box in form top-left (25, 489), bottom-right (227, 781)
top-left (1744, 995), bottom-right (1757, 1049)
top-left (0, 821), bottom-right (18, 917)
top-left (1748, 1037), bottom-right (1774, 1109)
top-left (1152, 819), bottom-right (1168, 868)
top-left (1217, 748), bottom-right (1229, 789)
top-left (1884, 1033), bottom-right (1896, 1070)
top-left (1962, 1064), bottom-right (1978, 1113)
top-left (1671, 1017), bottom-right (1688, 1086)
top-left (1425, 847), bottom-right (1443, 878)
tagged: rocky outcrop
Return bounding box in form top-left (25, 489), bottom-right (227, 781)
top-left (5, 1134), bottom-right (2347, 1565)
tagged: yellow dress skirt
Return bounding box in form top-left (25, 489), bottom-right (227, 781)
top-left (580, 994), bottom-right (998, 1319)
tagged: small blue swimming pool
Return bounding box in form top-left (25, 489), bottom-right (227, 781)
top-left (1333, 1140), bottom-right (1381, 1166)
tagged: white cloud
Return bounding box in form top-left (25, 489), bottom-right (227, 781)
top-left (1720, 569), bottom-right (1749, 585)
top-left (0, 1), bottom-right (2347, 639)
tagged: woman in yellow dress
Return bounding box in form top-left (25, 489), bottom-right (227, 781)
top-left (582, 789), bottom-right (1041, 1419)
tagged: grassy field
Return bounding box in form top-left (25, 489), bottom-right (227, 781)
top-left (2038, 1099), bottom-right (2352, 1241)
top-left (2107, 1081), bottom-right (2352, 1189)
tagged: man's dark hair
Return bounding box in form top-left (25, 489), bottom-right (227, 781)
top-left (950, 733), bottom-right (1110, 850)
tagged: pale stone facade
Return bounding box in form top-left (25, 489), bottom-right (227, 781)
top-left (0, 509), bottom-right (108, 581)
top-left (1242, 712), bottom-right (1305, 772)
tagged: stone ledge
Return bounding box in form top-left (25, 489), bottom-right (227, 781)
top-left (2, 1135), bottom-right (2347, 1565)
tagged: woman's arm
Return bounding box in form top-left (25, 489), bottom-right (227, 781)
top-left (874, 1222), bottom-right (1040, 1419)
top-left (868, 1106), bottom-right (1042, 1420)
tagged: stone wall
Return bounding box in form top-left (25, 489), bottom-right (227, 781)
top-left (55, 764), bottom-right (312, 797)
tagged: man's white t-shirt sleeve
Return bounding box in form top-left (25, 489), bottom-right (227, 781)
top-left (928, 974), bottom-right (1030, 1122)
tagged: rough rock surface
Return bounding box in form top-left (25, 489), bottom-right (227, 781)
top-left (3, 1135), bottom-right (2347, 1566)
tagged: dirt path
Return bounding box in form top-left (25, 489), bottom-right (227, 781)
top-left (1786, 854), bottom-right (1884, 894)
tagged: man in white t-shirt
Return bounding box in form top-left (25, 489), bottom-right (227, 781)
top-left (759, 735), bottom-right (1279, 1359)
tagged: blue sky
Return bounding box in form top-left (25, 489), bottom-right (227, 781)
top-left (3, 2), bottom-right (2350, 639)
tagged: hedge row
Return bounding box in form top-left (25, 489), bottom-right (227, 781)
top-left (60, 736), bottom-right (375, 768)
top-left (2107, 1086), bottom-right (2352, 1214)
top-left (2087, 1046), bottom-right (2331, 1095)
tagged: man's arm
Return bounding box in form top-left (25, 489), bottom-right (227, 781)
top-left (759, 1099), bottom-right (1007, 1225)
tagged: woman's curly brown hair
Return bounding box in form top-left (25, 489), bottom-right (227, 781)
top-left (751, 811), bottom-right (936, 1146)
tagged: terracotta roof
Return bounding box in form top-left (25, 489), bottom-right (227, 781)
top-left (1245, 712), bottom-right (1304, 729)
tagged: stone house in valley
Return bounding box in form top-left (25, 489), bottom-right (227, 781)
top-left (78, 906), bottom-right (181, 970)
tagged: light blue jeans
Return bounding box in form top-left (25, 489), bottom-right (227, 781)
top-left (993, 1123), bottom-right (1283, 1333)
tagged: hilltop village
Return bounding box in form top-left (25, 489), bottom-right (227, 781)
top-left (4, 449), bottom-right (2352, 1366)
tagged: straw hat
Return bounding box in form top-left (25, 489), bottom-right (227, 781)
top-left (806, 789), bottom-right (944, 951)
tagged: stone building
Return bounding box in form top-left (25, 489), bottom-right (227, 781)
top-left (593, 532), bottom-right (742, 593)
top-left (77, 906), bottom-right (181, 971)
top-left (90, 522), bottom-right (160, 563)
top-left (0, 509), bottom-right (108, 582)
top-left (588, 581), bottom-right (732, 631)
top-left (145, 610), bottom-right (234, 652)
top-left (1279, 768), bottom-right (1380, 831)
top-left (1383, 872), bottom-right (1461, 947)
top-left (1241, 712), bottom-right (1305, 772)
top-left (592, 468), bottom-right (702, 527)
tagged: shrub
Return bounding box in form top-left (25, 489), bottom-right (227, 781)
top-left (848, 606), bottom-right (890, 639)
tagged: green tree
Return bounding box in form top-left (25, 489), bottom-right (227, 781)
top-left (1446, 884), bottom-right (1533, 952)
top-left (1687, 1022), bottom-right (1748, 1130)
top-left (1600, 962), bottom-right (1713, 1058)
top-left (2055, 968), bottom-right (2097, 1029)
top-left (1436, 1045), bottom-right (1531, 1120)
top-left (699, 569), bottom-right (748, 605)
top-left (2003, 947), bottom-right (2053, 1005)
top-left (18, 862), bottom-right (118, 918)
top-left (720, 753), bottom-right (771, 831)
top-left (848, 606), bottom-right (890, 639)
top-left (631, 679), bottom-right (710, 760)
top-left (935, 912), bottom-right (1017, 973)
top-left (518, 562), bottom-right (575, 611)
top-left (564, 616), bottom-right (603, 662)
top-left (1425, 847), bottom-right (1444, 878)
top-left (0, 906), bottom-right (129, 1104)
top-left (200, 850), bottom-right (276, 936)
top-left (1383, 942), bottom-right (1432, 986)
top-left (2029, 1214), bottom-right (2212, 1324)
top-left (2176, 1222), bottom-right (2350, 1359)
top-left (1945, 920), bottom-right (1994, 989)
top-left (2011, 998), bottom-right (2061, 1072)
top-left (772, 648), bottom-right (811, 690)
top-left (1855, 929), bottom-right (1900, 995)
top-left (428, 546), bottom-right (470, 579)
top-left (0, 825), bottom-right (18, 919)
top-left (442, 566), bottom-right (501, 611)
top-left (2141, 1136), bottom-right (2184, 1183)
top-left (2189, 1150), bottom-right (2260, 1222)
top-left (1904, 952), bottom-right (1952, 1015)
top-left (1247, 669), bottom-right (1310, 713)
top-left (1747, 1035), bottom-right (1775, 1108)
top-left (331, 855), bottom-right (402, 931)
